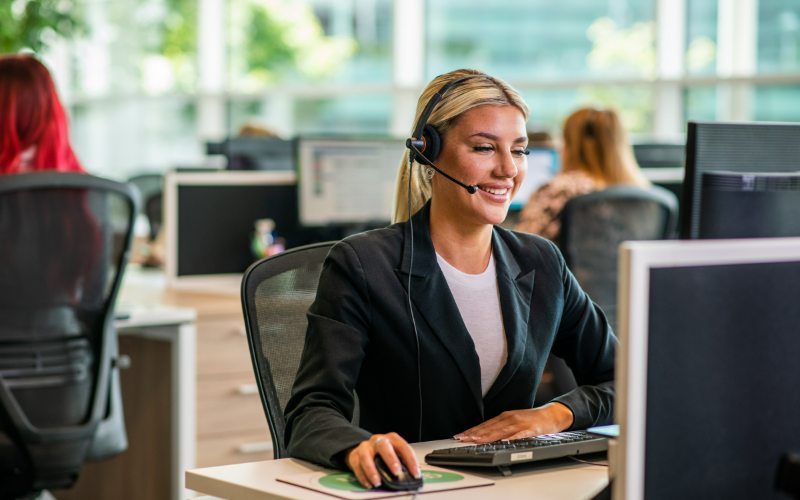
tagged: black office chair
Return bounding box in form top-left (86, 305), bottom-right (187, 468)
top-left (241, 242), bottom-right (339, 459)
top-left (127, 174), bottom-right (162, 241)
top-left (560, 185), bottom-right (678, 328)
top-left (145, 192), bottom-right (163, 241)
top-left (532, 186), bottom-right (678, 405)
top-left (0, 172), bottom-right (140, 499)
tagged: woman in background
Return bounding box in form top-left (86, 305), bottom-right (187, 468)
top-left (515, 107), bottom-right (648, 244)
top-left (0, 54), bottom-right (84, 173)
top-left (0, 53), bottom-right (100, 307)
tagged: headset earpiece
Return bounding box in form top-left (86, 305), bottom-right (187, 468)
top-left (416, 124), bottom-right (441, 166)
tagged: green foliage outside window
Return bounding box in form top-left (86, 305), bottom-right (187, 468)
top-left (229, 0), bottom-right (358, 89)
top-left (0, 0), bottom-right (82, 54)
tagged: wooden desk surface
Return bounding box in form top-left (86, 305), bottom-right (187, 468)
top-left (187, 439), bottom-right (609, 500)
top-left (118, 268), bottom-right (242, 317)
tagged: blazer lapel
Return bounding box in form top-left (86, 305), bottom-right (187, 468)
top-left (483, 230), bottom-right (535, 403)
top-left (396, 202), bottom-right (484, 415)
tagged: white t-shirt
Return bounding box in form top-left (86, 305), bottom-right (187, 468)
top-left (435, 251), bottom-right (508, 396)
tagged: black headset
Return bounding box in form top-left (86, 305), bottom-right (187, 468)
top-left (405, 75), bottom-right (487, 194)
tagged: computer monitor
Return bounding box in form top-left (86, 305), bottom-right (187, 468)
top-left (680, 121), bottom-right (800, 238)
top-left (615, 238), bottom-right (800, 500)
top-left (633, 143), bottom-right (685, 203)
top-left (164, 171), bottom-right (297, 291)
top-left (207, 137), bottom-right (295, 171)
top-left (298, 137), bottom-right (406, 225)
top-left (509, 148), bottom-right (558, 209)
top-left (632, 144), bottom-right (684, 170)
top-left (698, 171), bottom-right (800, 239)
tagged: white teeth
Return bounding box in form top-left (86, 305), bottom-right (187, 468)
top-left (479, 187), bottom-right (509, 195)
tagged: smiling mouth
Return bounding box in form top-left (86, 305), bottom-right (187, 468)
top-left (478, 186), bottom-right (510, 196)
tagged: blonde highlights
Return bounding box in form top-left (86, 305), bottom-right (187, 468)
top-left (561, 107), bottom-right (649, 188)
top-left (391, 69), bottom-right (530, 223)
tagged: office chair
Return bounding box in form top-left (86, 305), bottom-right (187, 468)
top-left (145, 192), bottom-right (163, 241)
top-left (534, 186), bottom-right (678, 404)
top-left (561, 185), bottom-right (678, 328)
top-left (0, 172), bottom-right (140, 499)
top-left (127, 174), bottom-right (162, 241)
top-left (241, 242), bottom-right (339, 459)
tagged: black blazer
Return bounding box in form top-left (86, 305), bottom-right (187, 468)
top-left (284, 201), bottom-right (616, 469)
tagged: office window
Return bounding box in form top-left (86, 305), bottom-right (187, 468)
top-left (293, 95), bottom-right (393, 135)
top-left (72, 0), bottom-right (197, 97)
top-left (685, 0), bottom-right (718, 75)
top-left (758, 0), bottom-right (800, 73)
top-left (70, 98), bottom-right (202, 179)
top-left (753, 85), bottom-right (800, 121)
top-left (684, 86), bottom-right (718, 123)
top-left (521, 85), bottom-right (654, 135)
top-left (425, 0), bottom-right (655, 81)
top-left (227, 94), bottom-right (392, 137)
top-left (227, 0), bottom-right (393, 91)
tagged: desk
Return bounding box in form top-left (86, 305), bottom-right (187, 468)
top-left (118, 270), bottom-right (274, 470)
top-left (54, 297), bottom-right (196, 500)
top-left (186, 440), bottom-right (609, 500)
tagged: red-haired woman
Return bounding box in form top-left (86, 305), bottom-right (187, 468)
top-left (0, 54), bottom-right (102, 310)
top-left (0, 54), bottom-right (84, 173)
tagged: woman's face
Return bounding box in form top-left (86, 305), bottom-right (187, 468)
top-left (432, 104), bottom-right (528, 227)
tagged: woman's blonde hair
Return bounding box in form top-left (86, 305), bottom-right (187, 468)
top-left (391, 69), bottom-right (529, 223)
top-left (561, 107), bottom-right (649, 188)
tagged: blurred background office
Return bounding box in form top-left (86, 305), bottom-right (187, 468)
top-left (3, 0), bottom-right (800, 181)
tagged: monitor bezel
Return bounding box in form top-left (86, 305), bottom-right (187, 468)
top-left (615, 237), bottom-right (800, 500)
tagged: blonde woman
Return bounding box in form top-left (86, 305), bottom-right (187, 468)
top-left (515, 107), bottom-right (649, 243)
top-left (284, 70), bottom-right (615, 489)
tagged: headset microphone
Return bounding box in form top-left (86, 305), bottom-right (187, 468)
top-left (405, 140), bottom-right (478, 194)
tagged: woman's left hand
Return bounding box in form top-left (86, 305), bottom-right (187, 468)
top-left (453, 402), bottom-right (574, 443)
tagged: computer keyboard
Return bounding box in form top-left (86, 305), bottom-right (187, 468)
top-left (425, 431), bottom-right (607, 475)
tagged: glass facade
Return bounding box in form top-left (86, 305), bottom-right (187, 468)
top-left (425, 0), bottom-right (655, 81)
top-left (227, 0), bottom-right (392, 90)
top-left (758, 0), bottom-right (800, 73)
top-left (47, 0), bottom-right (800, 179)
top-left (686, 0), bottom-right (718, 75)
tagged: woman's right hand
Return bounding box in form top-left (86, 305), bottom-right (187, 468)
top-left (344, 432), bottom-right (422, 489)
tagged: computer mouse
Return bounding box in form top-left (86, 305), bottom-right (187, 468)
top-left (374, 455), bottom-right (423, 491)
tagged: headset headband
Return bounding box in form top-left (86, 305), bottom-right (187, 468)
top-left (411, 75), bottom-right (486, 141)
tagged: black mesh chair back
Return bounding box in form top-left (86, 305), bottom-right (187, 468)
top-left (127, 174), bottom-right (162, 240)
top-left (241, 242), bottom-right (337, 459)
top-left (145, 192), bottom-right (163, 241)
top-left (560, 185), bottom-right (678, 328)
top-left (0, 172), bottom-right (139, 498)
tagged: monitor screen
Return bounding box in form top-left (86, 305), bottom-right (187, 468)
top-left (298, 138), bottom-right (406, 225)
top-left (680, 121), bottom-right (800, 238)
top-left (207, 137), bottom-right (296, 171)
top-left (509, 148), bottom-right (558, 209)
top-left (165, 172), bottom-right (298, 280)
top-left (632, 144), bottom-right (684, 169)
top-left (616, 238), bottom-right (800, 500)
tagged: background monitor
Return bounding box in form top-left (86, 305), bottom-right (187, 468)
top-left (632, 144), bottom-right (684, 169)
top-left (164, 171), bottom-right (298, 290)
top-left (633, 143), bottom-right (685, 204)
top-left (616, 238), bottom-right (800, 500)
top-left (298, 137), bottom-right (406, 225)
top-left (509, 148), bottom-right (559, 209)
top-left (699, 171), bottom-right (800, 239)
top-left (207, 137), bottom-right (295, 171)
top-left (680, 121), bottom-right (800, 238)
